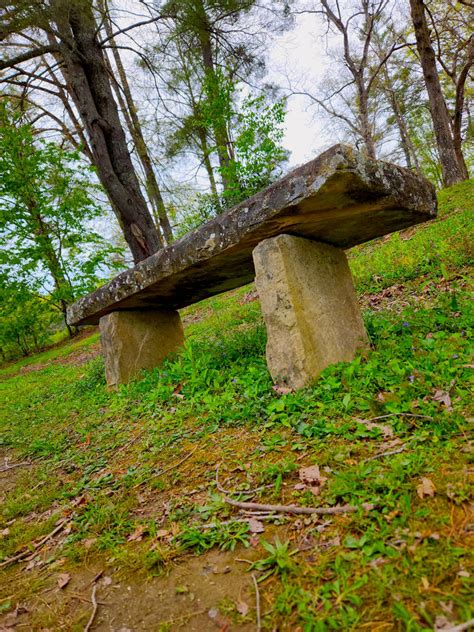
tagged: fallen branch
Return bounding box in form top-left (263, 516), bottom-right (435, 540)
top-left (252, 574), bottom-right (261, 631)
top-left (441, 619), bottom-right (474, 632)
top-left (360, 413), bottom-right (433, 423)
top-left (0, 518), bottom-right (68, 569)
top-left (0, 461), bottom-right (32, 473)
top-left (222, 496), bottom-right (373, 516)
top-left (84, 584), bottom-right (98, 632)
top-left (69, 591), bottom-right (108, 606)
top-left (216, 465), bottom-right (371, 516)
top-left (365, 447), bottom-right (406, 462)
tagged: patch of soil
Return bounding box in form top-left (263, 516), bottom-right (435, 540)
top-left (0, 450), bottom-right (29, 497)
top-left (18, 343), bottom-right (101, 376)
top-left (1, 549), bottom-right (260, 631)
top-left (95, 549), bottom-right (258, 631)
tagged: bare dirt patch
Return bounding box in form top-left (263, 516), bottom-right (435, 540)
top-left (1, 548), bottom-right (260, 631)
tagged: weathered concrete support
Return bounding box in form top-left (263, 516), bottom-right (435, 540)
top-left (253, 235), bottom-right (368, 389)
top-left (99, 309), bottom-right (184, 386)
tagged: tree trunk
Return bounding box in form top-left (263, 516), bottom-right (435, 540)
top-left (381, 66), bottom-right (422, 173)
top-left (358, 86), bottom-right (377, 159)
top-left (51, 1), bottom-right (162, 263)
top-left (451, 45), bottom-right (472, 180)
top-left (197, 126), bottom-right (219, 199)
top-left (409, 0), bottom-right (467, 186)
top-left (195, 0), bottom-right (234, 192)
top-left (101, 8), bottom-right (173, 243)
top-left (31, 206), bottom-right (76, 335)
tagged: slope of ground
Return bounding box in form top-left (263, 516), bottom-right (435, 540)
top-left (0, 180), bottom-right (473, 631)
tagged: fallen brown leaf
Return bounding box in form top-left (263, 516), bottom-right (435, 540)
top-left (127, 525), bottom-right (147, 542)
top-left (417, 477), bottom-right (436, 499)
top-left (299, 465), bottom-right (327, 491)
top-left (247, 518), bottom-right (265, 534)
top-left (299, 465), bottom-right (326, 485)
top-left (433, 390), bottom-right (453, 411)
top-left (57, 572), bottom-right (71, 589)
top-left (155, 529), bottom-right (170, 539)
top-left (236, 600), bottom-right (249, 616)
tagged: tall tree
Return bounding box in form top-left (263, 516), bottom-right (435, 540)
top-left (291, 0), bottom-right (404, 160)
top-left (408, 0), bottom-right (468, 185)
top-left (156, 0), bottom-right (270, 193)
top-left (0, 104), bottom-right (121, 335)
top-left (0, 0), bottom-right (163, 262)
top-left (428, 0), bottom-right (473, 180)
top-left (100, 0), bottom-right (173, 242)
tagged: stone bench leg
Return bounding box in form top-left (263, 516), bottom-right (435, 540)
top-left (253, 234), bottom-right (368, 390)
top-left (99, 309), bottom-right (184, 386)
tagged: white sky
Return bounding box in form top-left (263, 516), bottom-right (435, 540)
top-left (266, 12), bottom-right (332, 166)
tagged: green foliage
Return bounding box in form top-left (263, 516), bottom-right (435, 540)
top-left (0, 103), bottom-right (123, 355)
top-left (350, 178), bottom-right (473, 293)
top-left (0, 279), bottom-right (53, 360)
top-left (249, 538), bottom-right (298, 580)
top-left (175, 90), bottom-right (287, 235)
top-left (219, 94), bottom-right (288, 206)
top-left (176, 521), bottom-right (250, 553)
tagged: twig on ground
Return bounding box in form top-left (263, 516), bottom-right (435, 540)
top-left (198, 515), bottom-right (277, 529)
top-left (84, 584), bottom-right (98, 632)
top-left (441, 619), bottom-right (474, 632)
top-left (132, 446), bottom-right (198, 489)
top-left (69, 591), bottom-right (108, 606)
top-left (252, 574), bottom-right (261, 631)
top-left (359, 413), bottom-right (433, 423)
top-left (0, 461), bottom-right (32, 473)
top-left (365, 447), bottom-right (406, 462)
top-left (215, 465), bottom-right (372, 516)
top-left (222, 496), bottom-right (373, 516)
top-left (88, 570), bottom-right (104, 586)
top-left (0, 519), bottom-right (68, 569)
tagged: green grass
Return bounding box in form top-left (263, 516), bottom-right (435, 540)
top-left (0, 180), bottom-right (473, 630)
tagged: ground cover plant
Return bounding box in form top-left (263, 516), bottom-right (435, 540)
top-left (0, 180), bottom-right (473, 630)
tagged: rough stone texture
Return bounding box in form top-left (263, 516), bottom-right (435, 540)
top-left (99, 309), bottom-right (184, 386)
top-left (68, 144), bottom-right (437, 326)
top-left (253, 235), bottom-right (369, 389)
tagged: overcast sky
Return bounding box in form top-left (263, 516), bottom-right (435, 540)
top-left (266, 12), bottom-right (334, 166)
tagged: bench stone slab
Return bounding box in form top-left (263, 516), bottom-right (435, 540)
top-left (67, 144), bottom-right (436, 327)
top-left (254, 235), bottom-right (368, 389)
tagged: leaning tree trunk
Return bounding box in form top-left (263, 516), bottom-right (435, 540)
top-left (52, 1), bottom-right (162, 263)
top-left (101, 8), bottom-right (173, 243)
top-left (409, 0), bottom-right (467, 186)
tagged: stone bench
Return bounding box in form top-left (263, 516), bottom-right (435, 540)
top-left (67, 145), bottom-right (436, 388)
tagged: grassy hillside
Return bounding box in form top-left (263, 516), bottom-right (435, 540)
top-left (0, 180), bottom-right (473, 631)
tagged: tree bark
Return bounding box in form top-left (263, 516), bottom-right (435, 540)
top-left (197, 126), bottom-right (219, 199)
top-left (380, 65), bottom-right (422, 174)
top-left (358, 86), bottom-right (376, 159)
top-left (195, 0), bottom-right (234, 193)
top-left (101, 7), bottom-right (173, 243)
top-left (51, 1), bottom-right (162, 263)
top-left (31, 206), bottom-right (75, 336)
top-left (409, 0), bottom-right (467, 186)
